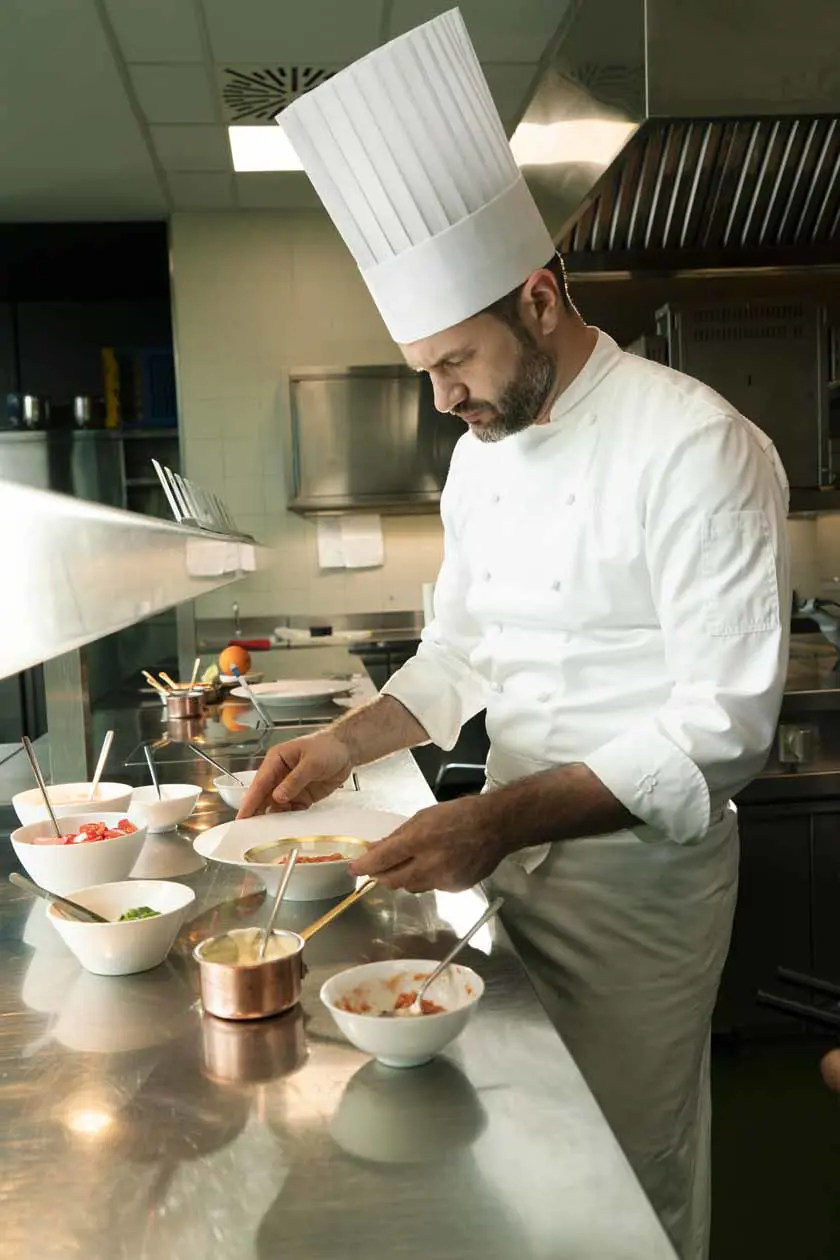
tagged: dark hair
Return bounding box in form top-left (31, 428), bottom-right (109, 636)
top-left (483, 252), bottom-right (573, 331)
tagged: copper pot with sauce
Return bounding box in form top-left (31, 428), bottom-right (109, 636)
top-left (194, 928), bottom-right (307, 1021)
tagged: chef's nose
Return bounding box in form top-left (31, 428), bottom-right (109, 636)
top-left (430, 373), bottom-right (467, 416)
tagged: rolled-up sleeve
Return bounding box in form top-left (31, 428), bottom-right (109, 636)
top-left (382, 448), bottom-right (487, 749)
top-left (584, 414), bottom-right (791, 845)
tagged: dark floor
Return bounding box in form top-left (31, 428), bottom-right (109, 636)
top-left (711, 1034), bottom-right (840, 1258)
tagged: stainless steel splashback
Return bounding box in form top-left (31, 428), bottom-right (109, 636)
top-left (287, 366), bottom-right (462, 514)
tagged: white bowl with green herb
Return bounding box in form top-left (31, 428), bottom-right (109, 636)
top-left (47, 879), bottom-right (195, 976)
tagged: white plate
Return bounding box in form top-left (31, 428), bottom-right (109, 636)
top-left (220, 672), bottom-right (264, 686)
top-left (230, 680), bottom-right (354, 710)
top-left (192, 805), bottom-right (406, 900)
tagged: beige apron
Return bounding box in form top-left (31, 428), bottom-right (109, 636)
top-left (485, 776), bottom-right (738, 1260)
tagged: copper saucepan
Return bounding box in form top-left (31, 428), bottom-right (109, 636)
top-left (194, 879), bottom-right (376, 1021)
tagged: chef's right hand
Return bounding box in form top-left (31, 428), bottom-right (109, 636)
top-left (237, 731), bottom-right (354, 819)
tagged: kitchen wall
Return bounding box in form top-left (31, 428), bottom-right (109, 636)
top-left (169, 210), bottom-right (443, 622)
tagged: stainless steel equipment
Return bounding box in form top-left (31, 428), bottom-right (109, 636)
top-left (286, 366), bottom-right (462, 514)
top-left (519, 0), bottom-right (840, 271)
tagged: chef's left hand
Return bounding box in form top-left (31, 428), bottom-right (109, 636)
top-left (348, 794), bottom-right (507, 893)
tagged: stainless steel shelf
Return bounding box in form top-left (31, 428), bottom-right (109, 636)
top-left (0, 478), bottom-right (261, 680)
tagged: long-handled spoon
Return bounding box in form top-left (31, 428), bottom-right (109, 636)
top-left (257, 847), bottom-right (299, 961)
top-left (9, 872), bottom-right (110, 924)
top-left (21, 736), bottom-right (61, 839)
top-left (187, 743), bottom-right (245, 786)
top-left (401, 896), bottom-right (503, 1016)
top-left (87, 729), bottom-right (114, 801)
top-left (144, 744), bottom-right (162, 800)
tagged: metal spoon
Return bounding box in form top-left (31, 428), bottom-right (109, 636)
top-left (189, 657), bottom-right (201, 690)
top-left (144, 743), bottom-right (162, 800)
top-left (21, 735), bottom-right (62, 838)
top-left (187, 743), bottom-right (245, 786)
top-left (88, 729), bottom-right (114, 801)
top-left (396, 896), bottom-right (503, 1017)
top-left (9, 872), bottom-right (110, 924)
top-left (258, 846), bottom-right (299, 961)
top-left (230, 665), bottom-right (273, 727)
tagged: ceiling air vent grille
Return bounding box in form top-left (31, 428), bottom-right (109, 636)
top-left (220, 65), bottom-right (336, 124)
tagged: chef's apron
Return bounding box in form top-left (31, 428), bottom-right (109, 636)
top-left (484, 769), bottom-right (738, 1260)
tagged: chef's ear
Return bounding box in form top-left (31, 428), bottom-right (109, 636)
top-left (521, 267), bottom-right (563, 335)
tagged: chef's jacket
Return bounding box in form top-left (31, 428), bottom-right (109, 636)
top-left (383, 331), bottom-right (791, 849)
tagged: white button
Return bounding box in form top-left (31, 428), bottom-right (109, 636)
top-left (638, 773), bottom-right (658, 794)
top-left (537, 691), bottom-right (551, 704)
top-left (551, 579), bottom-right (562, 591)
top-left (491, 492), bottom-right (501, 504)
top-left (566, 493), bottom-right (576, 506)
top-left (483, 571), bottom-right (492, 582)
top-left (489, 681), bottom-right (503, 694)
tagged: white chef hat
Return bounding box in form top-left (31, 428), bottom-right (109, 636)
top-left (276, 7), bottom-right (554, 344)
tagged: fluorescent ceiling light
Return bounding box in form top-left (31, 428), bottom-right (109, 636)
top-left (228, 125), bottom-right (303, 172)
top-left (510, 119), bottom-right (637, 168)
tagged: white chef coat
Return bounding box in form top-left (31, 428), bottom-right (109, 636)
top-left (383, 330), bottom-right (790, 853)
top-left (382, 329), bottom-right (791, 1260)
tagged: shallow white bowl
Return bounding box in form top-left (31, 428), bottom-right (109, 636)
top-left (320, 958), bottom-right (484, 1069)
top-left (213, 769), bottom-right (258, 811)
top-left (47, 879), bottom-right (196, 976)
top-left (242, 835), bottom-right (371, 901)
top-left (13, 782), bottom-right (134, 826)
top-left (129, 784), bottom-right (202, 833)
top-left (10, 813), bottom-right (148, 896)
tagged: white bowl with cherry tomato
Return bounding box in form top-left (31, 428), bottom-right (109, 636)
top-left (10, 813), bottom-right (148, 896)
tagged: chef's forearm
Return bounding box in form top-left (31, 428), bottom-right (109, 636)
top-left (487, 763), bottom-right (637, 854)
top-left (331, 694), bottom-right (430, 766)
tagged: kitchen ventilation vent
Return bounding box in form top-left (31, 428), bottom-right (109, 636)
top-left (220, 65), bottom-right (336, 123)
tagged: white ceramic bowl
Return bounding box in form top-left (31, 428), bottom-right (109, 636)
top-left (320, 958), bottom-right (484, 1069)
top-left (12, 782), bottom-right (134, 826)
top-left (47, 879), bottom-right (196, 976)
top-left (10, 813), bottom-right (148, 896)
top-left (129, 784), bottom-right (202, 833)
top-left (213, 769), bottom-right (258, 811)
top-left (242, 835), bottom-right (371, 901)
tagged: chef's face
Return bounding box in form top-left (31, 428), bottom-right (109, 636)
top-left (400, 303), bottom-right (557, 443)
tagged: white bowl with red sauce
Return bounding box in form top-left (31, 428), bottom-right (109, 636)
top-left (320, 958), bottom-right (485, 1068)
top-left (10, 813), bottom-right (148, 895)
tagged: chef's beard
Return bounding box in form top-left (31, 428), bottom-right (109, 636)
top-left (454, 331), bottom-right (556, 443)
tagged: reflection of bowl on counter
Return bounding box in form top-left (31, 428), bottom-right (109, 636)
top-left (201, 1003), bottom-right (307, 1084)
top-left (129, 784), bottom-right (202, 833)
top-left (321, 958), bottom-right (485, 1068)
top-left (22, 950), bottom-right (81, 1013)
top-left (11, 813), bottom-right (148, 895)
top-left (49, 879), bottom-right (196, 976)
top-left (54, 962), bottom-right (196, 1053)
top-left (331, 1057), bottom-right (486, 1164)
top-left (12, 782), bottom-right (134, 826)
top-left (130, 829), bottom-right (207, 880)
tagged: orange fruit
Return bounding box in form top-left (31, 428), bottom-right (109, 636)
top-left (219, 645), bottom-right (252, 676)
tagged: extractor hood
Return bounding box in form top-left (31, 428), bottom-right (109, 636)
top-left (517, 0), bottom-right (840, 272)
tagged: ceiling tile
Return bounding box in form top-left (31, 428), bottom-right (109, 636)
top-left (234, 173), bottom-right (323, 209)
top-left (104, 0), bottom-right (204, 63)
top-left (168, 172), bottom-right (235, 209)
top-left (201, 0), bottom-right (384, 63)
top-left (0, 0), bottom-right (166, 220)
top-left (483, 64), bottom-right (540, 128)
top-left (387, 0), bottom-right (569, 62)
top-left (151, 124), bottom-right (230, 171)
top-left (130, 64), bottom-right (218, 124)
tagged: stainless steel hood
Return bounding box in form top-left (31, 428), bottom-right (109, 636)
top-left (518, 0), bottom-right (840, 271)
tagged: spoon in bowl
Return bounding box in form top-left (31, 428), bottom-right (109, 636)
top-left (388, 896), bottom-right (504, 1017)
top-left (9, 872), bottom-right (110, 924)
top-left (257, 846), bottom-right (299, 961)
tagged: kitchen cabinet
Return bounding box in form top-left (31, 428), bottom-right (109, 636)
top-left (811, 811), bottom-right (840, 980)
top-left (715, 805), bottom-right (813, 1035)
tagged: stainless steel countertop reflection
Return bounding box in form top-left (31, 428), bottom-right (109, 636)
top-left (0, 696), bottom-right (675, 1258)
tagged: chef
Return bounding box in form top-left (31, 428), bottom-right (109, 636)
top-left (239, 10), bottom-right (791, 1259)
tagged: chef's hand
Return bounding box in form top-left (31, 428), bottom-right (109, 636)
top-left (349, 794), bottom-right (507, 893)
top-left (237, 731), bottom-right (353, 818)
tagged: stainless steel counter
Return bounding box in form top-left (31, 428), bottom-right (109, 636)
top-left (0, 683), bottom-right (676, 1259)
